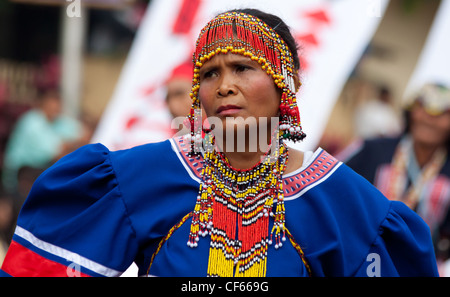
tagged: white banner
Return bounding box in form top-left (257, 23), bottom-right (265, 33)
top-left (92, 0), bottom-right (389, 151)
top-left (403, 0), bottom-right (450, 101)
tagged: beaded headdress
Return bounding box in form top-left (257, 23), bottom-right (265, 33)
top-left (186, 11), bottom-right (306, 277)
top-left (187, 11), bottom-right (305, 153)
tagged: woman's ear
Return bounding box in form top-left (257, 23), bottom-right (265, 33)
top-left (293, 73), bottom-right (301, 93)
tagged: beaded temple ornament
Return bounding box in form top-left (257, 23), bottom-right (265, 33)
top-left (186, 11), bottom-right (306, 277)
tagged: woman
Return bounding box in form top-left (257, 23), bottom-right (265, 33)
top-left (345, 83), bottom-right (450, 264)
top-left (0, 9), bottom-right (438, 277)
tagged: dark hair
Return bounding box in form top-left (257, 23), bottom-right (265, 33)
top-left (225, 8), bottom-right (301, 71)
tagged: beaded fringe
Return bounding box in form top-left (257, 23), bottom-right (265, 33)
top-left (188, 133), bottom-right (288, 277)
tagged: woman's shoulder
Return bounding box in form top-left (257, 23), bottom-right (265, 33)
top-left (28, 138), bottom-right (190, 205)
top-left (284, 147), bottom-right (391, 217)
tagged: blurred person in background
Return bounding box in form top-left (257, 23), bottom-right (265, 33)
top-left (0, 186), bottom-right (14, 267)
top-left (2, 87), bottom-right (85, 194)
top-left (165, 60), bottom-right (194, 135)
top-left (344, 83), bottom-right (450, 271)
top-left (353, 85), bottom-right (403, 140)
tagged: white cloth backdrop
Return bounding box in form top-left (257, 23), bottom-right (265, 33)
top-left (92, 0), bottom-right (389, 152)
top-left (403, 0), bottom-right (450, 102)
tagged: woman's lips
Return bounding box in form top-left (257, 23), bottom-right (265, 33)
top-left (216, 105), bottom-right (242, 116)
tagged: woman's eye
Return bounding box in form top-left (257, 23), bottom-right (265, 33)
top-left (203, 70), bottom-right (217, 79)
top-left (236, 65), bottom-right (250, 72)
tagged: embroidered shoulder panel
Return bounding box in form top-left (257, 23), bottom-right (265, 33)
top-left (170, 136), bottom-right (341, 199)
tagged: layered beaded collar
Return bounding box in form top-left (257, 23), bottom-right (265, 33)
top-left (187, 132), bottom-right (289, 276)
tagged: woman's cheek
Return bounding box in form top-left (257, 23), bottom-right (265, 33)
top-left (198, 86), bottom-right (214, 117)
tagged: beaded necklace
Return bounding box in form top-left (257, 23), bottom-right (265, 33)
top-left (188, 131), bottom-right (289, 277)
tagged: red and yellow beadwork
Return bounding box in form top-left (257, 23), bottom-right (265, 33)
top-left (187, 132), bottom-right (289, 277)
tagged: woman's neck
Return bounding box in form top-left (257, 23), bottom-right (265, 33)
top-left (222, 150), bottom-right (267, 170)
top-left (214, 127), bottom-right (274, 169)
top-left (218, 142), bottom-right (304, 174)
top-left (212, 127), bottom-right (304, 172)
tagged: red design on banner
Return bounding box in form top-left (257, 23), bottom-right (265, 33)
top-left (294, 8), bottom-right (332, 72)
top-left (299, 56), bottom-right (310, 72)
top-left (172, 0), bottom-right (202, 35)
top-left (125, 116), bottom-right (140, 130)
top-left (304, 9), bottom-right (331, 24)
top-left (297, 33), bottom-right (320, 47)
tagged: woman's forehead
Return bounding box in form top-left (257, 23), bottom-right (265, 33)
top-left (201, 53), bottom-right (255, 67)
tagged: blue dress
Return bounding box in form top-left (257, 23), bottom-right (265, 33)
top-left (0, 136), bottom-right (439, 276)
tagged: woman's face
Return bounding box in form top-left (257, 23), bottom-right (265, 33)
top-left (410, 104), bottom-right (450, 147)
top-left (198, 53), bottom-right (280, 134)
top-left (166, 78), bottom-right (192, 119)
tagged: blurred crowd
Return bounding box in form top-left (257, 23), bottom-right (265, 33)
top-left (320, 80), bottom-right (450, 275)
top-left (0, 55), bottom-right (96, 266)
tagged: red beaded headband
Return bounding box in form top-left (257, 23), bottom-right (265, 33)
top-left (188, 11), bottom-right (306, 153)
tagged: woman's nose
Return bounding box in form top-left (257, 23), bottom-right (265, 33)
top-left (216, 73), bottom-right (237, 97)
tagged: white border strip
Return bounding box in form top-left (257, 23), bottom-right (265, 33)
top-left (170, 138), bottom-right (202, 184)
top-left (15, 226), bottom-right (122, 277)
top-left (283, 147), bottom-right (324, 179)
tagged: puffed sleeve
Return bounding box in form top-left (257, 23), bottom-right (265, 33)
top-left (0, 144), bottom-right (138, 277)
top-left (355, 201), bottom-right (439, 277)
